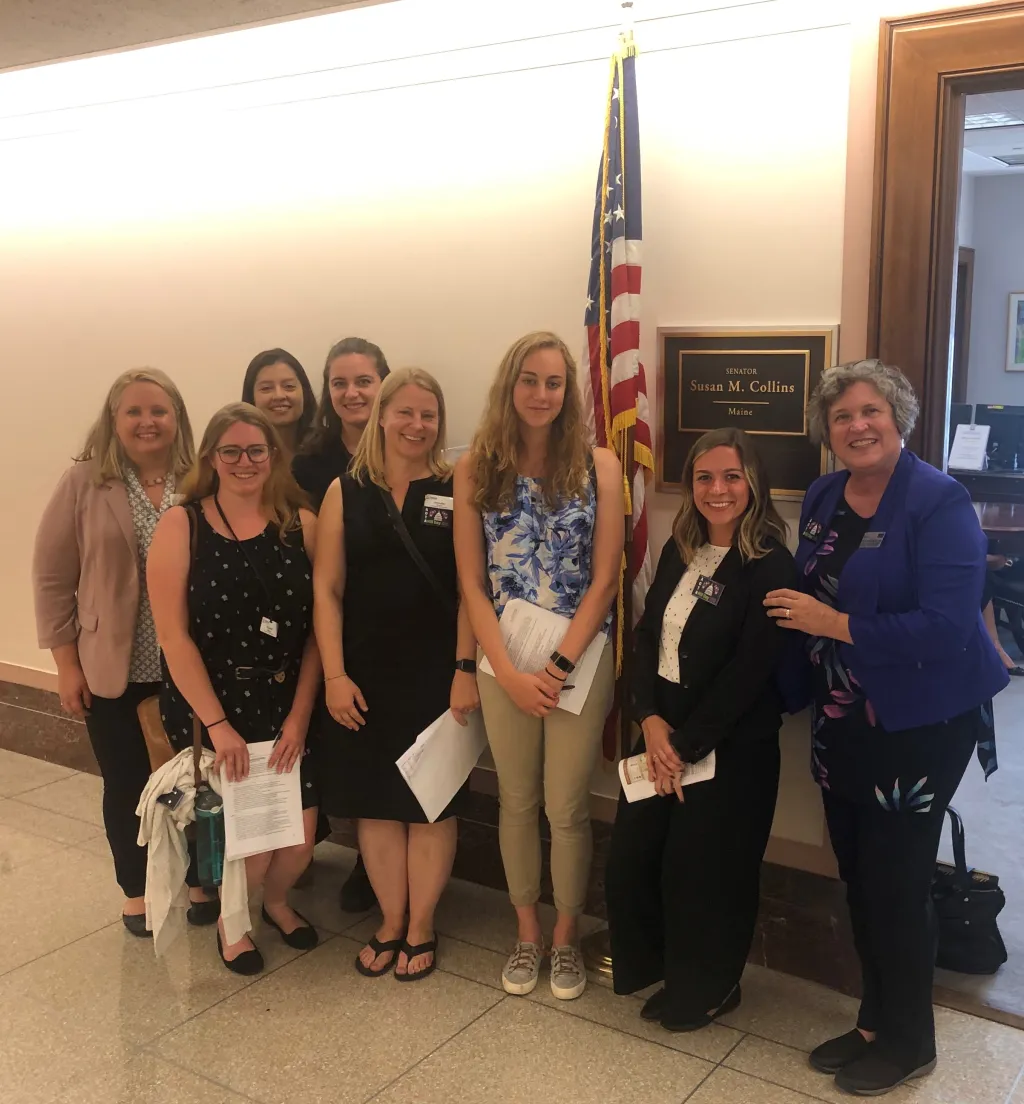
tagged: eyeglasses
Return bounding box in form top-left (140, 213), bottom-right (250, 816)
top-left (214, 444), bottom-right (273, 465)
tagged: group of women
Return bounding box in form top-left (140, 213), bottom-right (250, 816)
top-left (32, 337), bottom-right (1006, 1096)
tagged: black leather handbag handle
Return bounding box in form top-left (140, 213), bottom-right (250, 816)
top-left (945, 805), bottom-right (970, 886)
top-left (379, 488), bottom-right (456, 617)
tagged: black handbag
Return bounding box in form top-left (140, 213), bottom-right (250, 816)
top-left (931, 806), bottom-right (1007, 975)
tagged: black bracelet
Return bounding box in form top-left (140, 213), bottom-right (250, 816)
top-left (206, 717), bottom-right (228, 729)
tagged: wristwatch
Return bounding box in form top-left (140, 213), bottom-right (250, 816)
top-left (455, 658), bottom-right (477, 674)
top-left (549, 650), bottom-right (576, 674)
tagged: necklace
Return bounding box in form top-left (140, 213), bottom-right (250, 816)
top-left (142, 475), bottom-right (166, 488)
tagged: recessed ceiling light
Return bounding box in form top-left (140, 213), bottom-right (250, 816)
top-left (993, 152), bottom-right (1024, 166)
top-left (965, 111), bottom-right (1024, 130)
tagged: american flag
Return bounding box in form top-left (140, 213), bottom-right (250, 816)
top-left (581, 35), bottom-right (654, 754)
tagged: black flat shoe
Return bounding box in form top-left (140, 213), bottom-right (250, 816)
top-left (261, 905), bottom-right (319, 950)
top-left (187, 897), bottom-right (221, 927)
top-left (339, 855), bottom-right (378, 913)
top-left (834, 1049), bottom-right (936, 1096)
top-left (1007, 665), bottom-right (1024, 676)
top-left (122, 912), bottom-right (152, 938)
top-left (809, 1029), bottom-right (871, 1074)
top-left (216, 929), bottom-right (264, 976)
top-left (661, 983), bottom-right (741, 1033)
top-left (640, 988), bottom-right (668, 1022)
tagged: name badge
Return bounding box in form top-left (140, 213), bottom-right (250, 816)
top-left (422, 493), bottom-right (454, 528)
top-left (260, 616), bottom-right (279, 638)
top-left (859, 531), bottom-right (886, 550)
top-left (693, 574), bottom-right (724, 606)
top-left (801, 519), bottom-right (823, 542)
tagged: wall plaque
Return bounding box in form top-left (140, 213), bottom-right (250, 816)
top-left (656, 327), bottom-right (836, 499)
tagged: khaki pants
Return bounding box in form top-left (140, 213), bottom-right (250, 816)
top-left (478, 642), bottom-right (614, 916)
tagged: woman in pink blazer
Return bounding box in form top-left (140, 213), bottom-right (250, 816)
top-left (32, 368), bottom-right (202, 935)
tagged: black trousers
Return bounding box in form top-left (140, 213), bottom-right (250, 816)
top-left (822, 719), bottom-right (977, 1066)
top-left (84, 681), bottom-right (160, 898)
top-left (606, 731), bottom-right (780, 1020)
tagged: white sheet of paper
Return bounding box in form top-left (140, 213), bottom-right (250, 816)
top-left (396, 709), bottom-right (487, 823)
top-left (478, 599), bottom-right (606, 715)
top-left (618, 750), bottom-right (717, 803)
top-left (222, 740), bottom-right (304, 861)
top-left (948, 422), bottom-right (990, 471)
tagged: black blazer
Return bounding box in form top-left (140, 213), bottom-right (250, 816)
top-left (633, 536), bottom-right (798, 762)
top-left (292, 437), bottom-right (353, 511)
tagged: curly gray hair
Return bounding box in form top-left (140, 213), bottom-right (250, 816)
top-left (807, 359), bottom-right (919, 447)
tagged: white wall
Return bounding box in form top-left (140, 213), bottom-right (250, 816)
top-left (0, 0), bottom-right (851, 856)
top-left (958, 171), bottom-right (975, 249)
top-left (966, 174), bottom-right (1024, 406)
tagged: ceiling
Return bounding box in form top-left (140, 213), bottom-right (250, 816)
top-left (0, 0), bottom-right (384, 71)
top-left (964, 90), bottom-right (1024, 176)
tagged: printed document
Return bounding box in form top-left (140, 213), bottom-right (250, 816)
top-left (478, 599), bottom-right (606, 715)
top-left (948, 422), bottom-right (989, 471)
top-left (618, 750), bottom-right (716, 803)
top-left (222, 740), bottom-right (304, 860)
top-left (397, 709), bottom-right (487, 822)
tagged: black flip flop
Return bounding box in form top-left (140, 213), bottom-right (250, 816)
top-left (395, 937), bottom-right (438, 982)
top-left (354, 934), bottom-right (404, 977)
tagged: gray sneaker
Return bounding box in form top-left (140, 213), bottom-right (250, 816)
top-left (550, 944), bottom-right (586, 1000)
top-left (502, 941), bottom-right (542, 995)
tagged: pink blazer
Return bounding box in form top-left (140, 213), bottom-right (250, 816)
top-left (33, 461), bottom-right (143, 699)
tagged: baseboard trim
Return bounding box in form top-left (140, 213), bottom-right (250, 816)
top-left (0, 662), bottom-right (57, 693)
top-left (765, 835), bottom-right (839, 879)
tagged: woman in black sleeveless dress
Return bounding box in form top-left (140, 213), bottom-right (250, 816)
top-left (149, 403), bottom-right (323, 977)
top-left (315, 368), bottom-right (480, 981)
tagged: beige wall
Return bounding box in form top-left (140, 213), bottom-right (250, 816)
top-left (1, 0), bottom-right (872, 861)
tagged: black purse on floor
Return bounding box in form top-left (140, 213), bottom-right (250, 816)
top-left (931, 806), bottom-right (1007, 975)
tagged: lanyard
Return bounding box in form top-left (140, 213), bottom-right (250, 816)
top-left (213, 495), bottom-right (276, 613)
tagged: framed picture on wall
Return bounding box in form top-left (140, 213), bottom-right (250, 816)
top-left (656, 326), bottom-right (838, 500)
top-left (1006, 293), bottom-right (1024, 373)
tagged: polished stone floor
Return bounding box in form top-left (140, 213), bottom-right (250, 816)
top-left (1, 749), bottom-right (1023, 1104)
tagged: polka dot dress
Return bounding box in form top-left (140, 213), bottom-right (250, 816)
top-left (159, 506), bottom-right (318, 807)
top-left (657, 544), bottom-right (730, 683)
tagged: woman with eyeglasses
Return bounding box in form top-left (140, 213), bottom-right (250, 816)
top-left (148, 403), bottom-right (322, 976)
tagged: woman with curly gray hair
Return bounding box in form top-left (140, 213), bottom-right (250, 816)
top-left (765, 360), bottom-right (1007, 1096)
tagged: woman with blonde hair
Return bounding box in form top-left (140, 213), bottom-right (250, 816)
top-left (33, 368), bottom-right (203, 935)
top-left (453, 331), bottom-right (624, 1000)
top-left (315, 367), bottom-right (479, 981)
top-left (605, 427), bottom-right (796, 1032)
top-left (148, 403), bottom-right (322, 975)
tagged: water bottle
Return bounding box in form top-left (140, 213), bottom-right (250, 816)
top-left (194, 781), bottom-right (225, 888)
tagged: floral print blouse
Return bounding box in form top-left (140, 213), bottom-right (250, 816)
top-left (482, 474), bottom-right (607, 626)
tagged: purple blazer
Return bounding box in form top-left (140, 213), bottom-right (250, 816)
top-left (784, 449), bottom-right (1008, 731)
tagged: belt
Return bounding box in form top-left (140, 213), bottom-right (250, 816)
top-left (234, 666), bottom-right (288, 683)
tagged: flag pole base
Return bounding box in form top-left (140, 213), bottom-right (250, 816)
top-left (581, 928), bottom-right (614, 980)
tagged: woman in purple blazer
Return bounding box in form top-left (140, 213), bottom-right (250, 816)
top-left (765, 360), bottom-right (1007, 1098)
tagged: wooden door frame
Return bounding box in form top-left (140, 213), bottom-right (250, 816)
top-left (952, 245), bottom-right (975, 405)
top-left (868, 2), bottom-right (1024, 466)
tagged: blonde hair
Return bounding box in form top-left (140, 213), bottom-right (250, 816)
top-left (469, 331), bottom-right (591, 512)
top-left (180, 402), bottom-right (308, 541)
top-left (672, 427), bottom-right (788, 564)
top-left (350, 368), bottom-right (451, 489)
top-left (77, 368), bottom-right (195, 485)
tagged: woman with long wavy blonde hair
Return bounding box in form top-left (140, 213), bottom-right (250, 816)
top-left (149, 403), bottom-right (323, 975)
top-left (454, 331), bottom-right (624, 1001)
top-left (32, 368), bottom-right (197, 936)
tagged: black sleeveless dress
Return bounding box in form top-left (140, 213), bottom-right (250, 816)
top-left (318, 473), bottom-right (463, 822)
top-left (160, 506), bottom-right (319, 809)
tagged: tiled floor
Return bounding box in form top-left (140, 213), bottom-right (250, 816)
top-left (2, 747), bottom-right (1023, 1104)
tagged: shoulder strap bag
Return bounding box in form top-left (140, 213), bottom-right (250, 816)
top-left (378, 487), bottom-right (456, 617)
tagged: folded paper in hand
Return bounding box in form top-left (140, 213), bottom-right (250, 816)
top-left (478, 599), bottom-right (606, 715)
top-left (397, 709), bottom-right (487, 822)
top-left (618, 750), bottom-right (716, 803)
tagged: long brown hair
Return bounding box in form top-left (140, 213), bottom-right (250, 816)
top-left (77, 368), bottom-right (195, 485)
top-left (301, 336), bottom-right (390, 457)
top-left (180, 403), bottom-right (308, 540)
top-left (469, 331), bottom-right (591, 511)
top-left (672, 427), bottom-right (787, 564)
top-left (350, 368), bottom-right (451, 489)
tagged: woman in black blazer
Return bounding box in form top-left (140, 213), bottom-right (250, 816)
top-left (606, 427), bottom-right (797, 1032)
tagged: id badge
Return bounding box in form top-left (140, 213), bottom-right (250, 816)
top-left (859, 531), bottom-right (886, 550)
top-left (801, 519), bottom-right (823, 542)
top-left (422, 493), bottom-right (454, 528)
top-left (692, 574), bottom-right (724, 606)
top-left (260, 616), bottom-right (279, 638)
